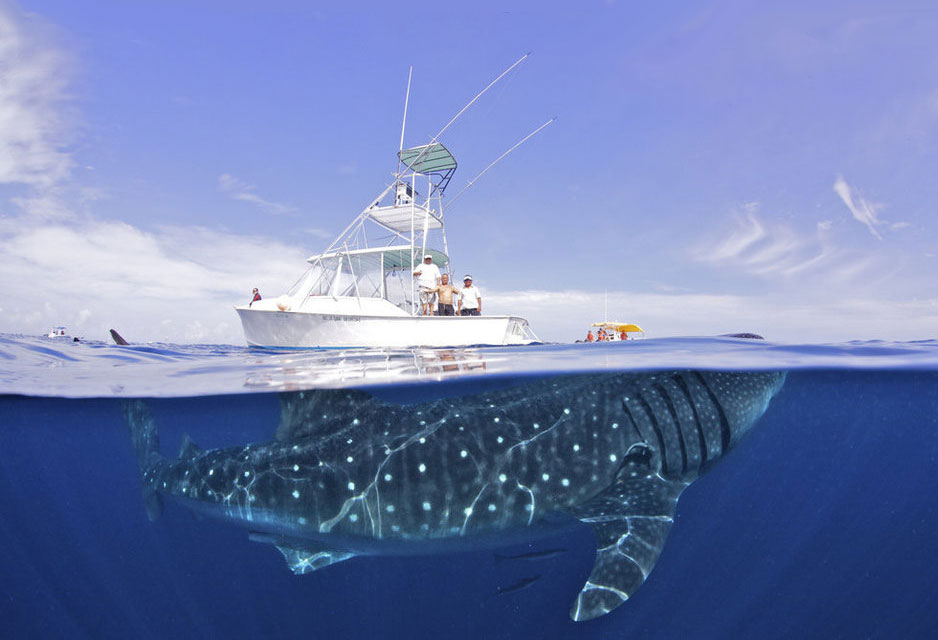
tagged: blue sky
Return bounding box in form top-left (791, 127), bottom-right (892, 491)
top-left (2, 0), bottom-right (937, 343)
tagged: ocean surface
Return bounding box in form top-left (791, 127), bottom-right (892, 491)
top-left (1, 333), bottom-right (937, 639)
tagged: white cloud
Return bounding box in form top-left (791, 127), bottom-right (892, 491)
top-left (218, 173), bottom-right (297, 215)
top-left (0, 3), bottom-right (74, 186)
top-left (0, 212), bottom-right (309, 343)
top-left (833, 176), bottom-right (884, 240)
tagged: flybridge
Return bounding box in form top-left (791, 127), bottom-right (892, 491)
top-left (234, 55), bottom-right (546, 347)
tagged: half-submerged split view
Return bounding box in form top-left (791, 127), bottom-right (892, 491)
top-left (4, 338), bottom-right (938, 638)
top-left (3, 2), bottom-right (938, 639)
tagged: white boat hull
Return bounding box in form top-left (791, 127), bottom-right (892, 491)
top-left (235, 306), bottom-right (536, 348)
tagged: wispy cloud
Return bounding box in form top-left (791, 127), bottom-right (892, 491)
top-left (218, 173), bottom-right (297, 215)
top-left (0, 3), bottom-right (74, 186)
top-left (690, 202), bottom-right (895, 292)
top-left (833, 176), bottom-right (884, 240)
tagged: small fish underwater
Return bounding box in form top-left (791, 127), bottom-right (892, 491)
top-left (125, 369), bottom-right (785, 621)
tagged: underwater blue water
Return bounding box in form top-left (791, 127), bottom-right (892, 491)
top-left (1, 334), bottom-right (937, 639)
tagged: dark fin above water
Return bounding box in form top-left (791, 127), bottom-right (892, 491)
top-left (248, 532), bottom-right (357, 574)
top-left (567, 461), bottom-right (688, 621)
top-left (109, 329), bottom-right (130, 345)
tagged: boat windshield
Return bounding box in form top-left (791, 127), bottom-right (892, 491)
top-left (288, 249), bottom-right (448, 312)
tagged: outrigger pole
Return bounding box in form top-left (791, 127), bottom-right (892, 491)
top-left (446, 117), bottom-right (555, 208)
top-left (397, 52), bottom-right (532, 176)
top-left (429, 51), bottom-right (530, 144)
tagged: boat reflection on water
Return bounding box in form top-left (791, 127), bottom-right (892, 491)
top-left (243, 347), bottom-right (490, 391)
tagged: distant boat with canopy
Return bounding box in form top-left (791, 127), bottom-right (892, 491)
top-left (589, 322), bottom-right (645, 341)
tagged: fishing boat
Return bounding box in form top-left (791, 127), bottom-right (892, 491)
top-left (235, 60), bottom-right (543, 349)
top-left (46, 326), bottom-right (69, 338)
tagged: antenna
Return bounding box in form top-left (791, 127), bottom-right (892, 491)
top-left (397, 66), bottom-right (413, 175)
top-left (446, 117), bottom-right (555, 208)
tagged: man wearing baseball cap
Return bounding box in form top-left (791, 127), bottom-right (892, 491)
top-left (457, 275), bottom-right (482, 316)
top-left (413, 254), bottom-right (441, 316)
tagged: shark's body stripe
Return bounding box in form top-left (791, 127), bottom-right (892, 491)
top-left (672, 374), bottom-right (710, 473)
top-left (654, 382), bottom-right (688, 474)
top-left (632, 394), bottom-right (670, 474)
top-left (692, 372), bottom-right (733, 453)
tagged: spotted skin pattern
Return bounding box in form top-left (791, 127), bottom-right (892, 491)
top-left (126, 370), bottom-right (785, 621)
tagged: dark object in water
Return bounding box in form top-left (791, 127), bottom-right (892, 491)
top-left (110, 329), bottom-right (129, 345)
top-left (496, 575), bottom-right (542, 595)
top-left (721, 333), bottom-right (764, 340)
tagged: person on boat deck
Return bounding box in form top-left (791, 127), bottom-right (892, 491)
top-left (458, 275), bottom-right (482, 316)
top-left (597, 330), bottom-right (607, 341)
top-left (250, 288), bottom-right (262, 307)
top-left (413, 254), bottom-right (441, 316)
top-left (586, 330), bottom-right (594, 342)
top-left (435, 274), bottom-right (458, 316)
top-left (620, 330), bottom-right (628, 340)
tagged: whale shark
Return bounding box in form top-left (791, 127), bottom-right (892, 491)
top-left (125, 369), bottom-right (785, 621)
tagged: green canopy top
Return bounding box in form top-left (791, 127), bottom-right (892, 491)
top-left (398, 143), bottom-right (457, 175)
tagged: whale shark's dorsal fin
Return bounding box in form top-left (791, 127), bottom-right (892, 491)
top-left (178, 433), bottom-right (201, 460)
top-left (567, 460), bottom-right (689, 621)
top-left (276, 389), bottom-right (384, 441)
top-left (248, 532), bottom-right (357, 573)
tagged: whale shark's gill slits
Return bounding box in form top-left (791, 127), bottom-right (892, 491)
top-left (691, 372), bottom-right (732, 454)
top-left (653, 383), bottom-right (688, 475)
top-left (670, 374), bottom-right (709, 470)
top-left (631, 394), bottom-right (669, 475)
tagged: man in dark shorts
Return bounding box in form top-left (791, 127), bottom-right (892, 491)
top-left (435, 274), bottom-right (458, 316)
top-left (457, 275), bottom-right (482, 316)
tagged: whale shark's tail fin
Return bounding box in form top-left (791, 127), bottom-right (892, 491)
top-left (123, 399), bottom-right (165, 521)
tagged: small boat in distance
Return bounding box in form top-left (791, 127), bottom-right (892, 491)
top-left (587, 322), bottom-right (644, 342)
top-left (47, 326), bottom-right (69, 338)
top-left (235, 61), bottom-right (544, 349)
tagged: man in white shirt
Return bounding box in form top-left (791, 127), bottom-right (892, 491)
top-left (413, 254), bottom-right (441, 316)
top-left (457, 274), bottom-right (482, 316)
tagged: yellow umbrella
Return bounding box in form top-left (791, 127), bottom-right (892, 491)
top-left (590, 322), bottom-right (644, 333)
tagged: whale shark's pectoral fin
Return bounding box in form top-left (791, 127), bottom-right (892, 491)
top-left (248, 532), bottom-right (357, 574)
top-left (567, 462), bottom-right (689, 621)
